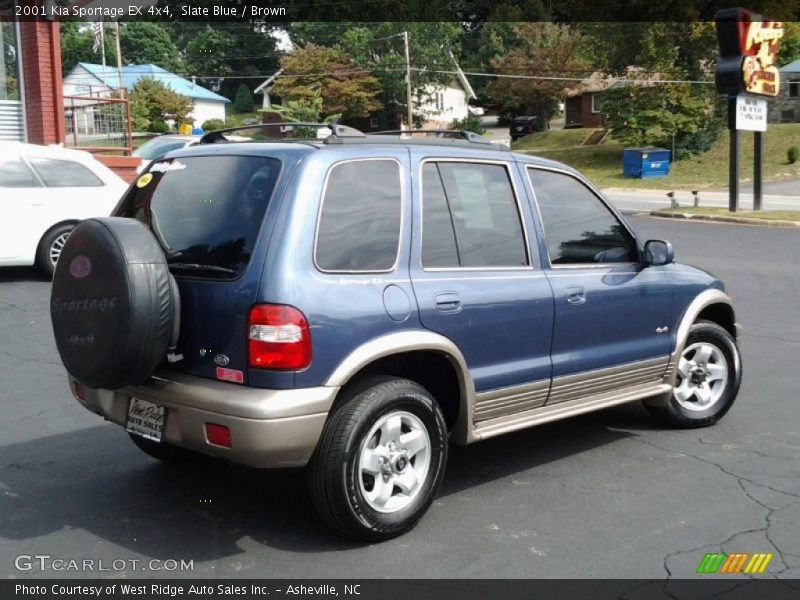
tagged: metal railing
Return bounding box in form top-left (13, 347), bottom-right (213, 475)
top-left (64, 92), bottom-right (132, 154)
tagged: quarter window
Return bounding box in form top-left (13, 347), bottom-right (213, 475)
top-left (0, 158), bottom-right (39, 187)
top-left (421, 162), bottom-right (528, 268)
top-left (315, 159), bottom-right (402, 272)
top-left (29, 158), bottom-right (103, 187)
top-left (528, 168), bottom-right (636, 265)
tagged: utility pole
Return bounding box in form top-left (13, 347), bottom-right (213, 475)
top-left (114, 21), bottom-right (123, 97)
top-left (402, 30), bottom-right (412, 130)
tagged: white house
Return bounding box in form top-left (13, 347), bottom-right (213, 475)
top-left (64, 63), bottom-right (231, 129)
top-left (253, 52), bottom-right (477, 128)
top-left (415, 52), bottom-right (477, 126)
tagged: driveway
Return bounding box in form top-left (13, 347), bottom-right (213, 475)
top-left (1, 216), bottom-right (799, 579)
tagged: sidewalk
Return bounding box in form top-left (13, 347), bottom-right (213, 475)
top-left (602, 187), bottom-right (800, 213)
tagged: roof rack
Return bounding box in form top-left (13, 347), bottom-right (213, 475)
top-left (367, 129), bottom-right (499, 147)
top-left (198, 122), bottom-right (366, 145)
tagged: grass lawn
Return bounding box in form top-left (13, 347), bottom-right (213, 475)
top-left (512, 123), bottom-right (800, 190)
top-left (654, 207), bottom-right (800, 221)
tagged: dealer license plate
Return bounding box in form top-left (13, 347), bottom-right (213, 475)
top-left (126, 398), bottom-right (165, 442)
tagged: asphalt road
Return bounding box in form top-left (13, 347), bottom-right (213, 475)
top-left (1, 216), bottom-right (799, 580)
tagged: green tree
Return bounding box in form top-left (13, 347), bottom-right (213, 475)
top-left (129, 77), bottom-right (192, 131)
top-left (486, 23), bottom-right (589, 125)
top-left (593, 22), bottom-right (724, 160)
top-left (779, 22), bottom-right (800, 66)
top-left (60, 22), bottom-right (117, 76)
top-left (119, 23), bottom-right (182, 72)
top-left (233, 83), bottom-right (255, 113)
top-left (289, 23), bottom-right (463, 125)
top-left (163, 22), bottom-right (279, 100)
top-left (271, 44), bottom-right (382, 119)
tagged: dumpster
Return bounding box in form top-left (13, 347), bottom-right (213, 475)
top-left (622, 147), bottom-right (671, 178)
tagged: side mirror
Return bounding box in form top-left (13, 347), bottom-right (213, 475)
top-left (643, 240), bottom-right (674, 266)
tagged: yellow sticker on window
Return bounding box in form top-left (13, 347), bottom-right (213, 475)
top-left (136, 173), bottom-right (153, 188)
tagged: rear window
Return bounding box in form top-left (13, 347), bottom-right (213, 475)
top-left (117, 155), bottom-right (280, 279)
top-left (133, 138), bottom-right (192, 160)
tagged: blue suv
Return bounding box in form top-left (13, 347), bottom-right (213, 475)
top-left (50, 125), bottom-right (742, 541)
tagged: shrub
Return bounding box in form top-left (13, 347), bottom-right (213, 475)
top-left (148, 121), bottom-right (169, 134)
top-left (789, 146), bottom-right (799, 164)
top-left (201, 118), bottom-right (225, 131)
top-left (450, 112), bottom-right (486, 134)
top-left (233, 84), bottom-right (255, 113)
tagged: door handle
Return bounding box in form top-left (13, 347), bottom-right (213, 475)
top-left (434, 292), bottom-right (462, 314)
top-left (565, 285), bottom-right (586, 305)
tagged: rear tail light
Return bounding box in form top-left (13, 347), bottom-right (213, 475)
top-left (247, 304), bottom-right (311, 370)
top-left (74, 381), bottom-right (86, 401)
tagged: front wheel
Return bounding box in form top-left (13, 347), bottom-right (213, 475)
top-left (644, 320), bottom-right (741, 428)
top-left (309, 377), bottom-right (448, 541)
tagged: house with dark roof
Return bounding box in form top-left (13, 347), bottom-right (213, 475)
top-left (63, 63), bottom-right (231, 128)
top-left (768, 60), bottom-right (800, 123)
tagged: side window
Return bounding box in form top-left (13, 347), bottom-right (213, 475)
top-left (315, 159), bottom-right (402, 272)
top-left (421, 161), bottom-right (528, 268)
top-left (0, 158), bottom-right (40, 188)
top-left (28, 158), bottom-right (104, 187)
top-left (528, 168), bottom-right (636, 265)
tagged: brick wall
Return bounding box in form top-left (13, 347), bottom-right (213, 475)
top-left (95, 156), bottom-right (142, 183)
top-left (19, 18), bottom-right (65, 145)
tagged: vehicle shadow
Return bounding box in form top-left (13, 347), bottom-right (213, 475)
top-left (0, 267), bottom-right (49, 283)
top-left (0, 402), bottom-right (654, 567)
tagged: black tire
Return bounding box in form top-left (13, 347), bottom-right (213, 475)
top-left (128, 433), bottom-right (203, 462)
top-left (309, 376), bottom-right (448, 542)
top-left (50, 217), bottom-right (177, 390)
top-left (37, 223), bottom-right (74, 279)
top-left (644, 320), bottom-right (741, 428)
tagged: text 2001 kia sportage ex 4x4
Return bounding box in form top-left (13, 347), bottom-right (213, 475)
top-left (51, 124), bottom-right (742, 541)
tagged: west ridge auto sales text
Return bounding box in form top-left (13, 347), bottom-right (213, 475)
top-left (16, 584), bottom-right (358, 597)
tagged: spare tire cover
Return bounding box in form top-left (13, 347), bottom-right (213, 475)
top-left (51, 217), bottom-right (176, 390)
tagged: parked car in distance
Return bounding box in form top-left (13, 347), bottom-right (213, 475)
top-left (0, 142), bottom-right (128, 277)
top-left (51, 124), bottom-right (742, 542)
top-left (133, 134), bottom-right (200, 173)
top-left (510, 115), bottom-right (545, 141)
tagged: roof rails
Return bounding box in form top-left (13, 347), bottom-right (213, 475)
top-left (197, 122), bottom-right (366, 145)
top-left (368, 129), bottom-right (498, 146)
top-left (197, 123), bottom-right (509, 151)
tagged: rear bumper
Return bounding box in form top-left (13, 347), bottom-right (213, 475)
top-left (69, 370), bottom-right (338, 468)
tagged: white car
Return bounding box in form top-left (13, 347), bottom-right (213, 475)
top-left (0, 142), bottom-right (128, 277)
top-left (133, 135), bottom-right (200, 173)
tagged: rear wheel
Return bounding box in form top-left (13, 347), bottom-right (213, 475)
top-left (37, 224), bottom-right (73, 279)
top-left (644, 320), bottom-right (741, 428)
top-left (309, 377), bottom-right (448, 541)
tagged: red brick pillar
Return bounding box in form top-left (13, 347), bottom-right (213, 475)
top-left (19, 18), bottom-right (65, 145)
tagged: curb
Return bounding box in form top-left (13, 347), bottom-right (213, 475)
top-left (650, 210), bottom-right (800, 227)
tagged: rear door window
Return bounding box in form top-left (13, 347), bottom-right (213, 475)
top-left (0, 158), bottom-right (40, 188)
top-left (117, 155), bottom-right (280, 279)
top-left (421, 161), bottom-right (528, 268)
top-left (315, 159), bottom-right (402, 272)
top-left (28, 157), bottom-right (103, 187)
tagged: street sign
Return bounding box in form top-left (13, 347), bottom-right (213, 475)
top-left (735, 96), bottom-right (768, 131)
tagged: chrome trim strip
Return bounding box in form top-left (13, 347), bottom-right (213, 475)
top-left (547, 357), bottom-right (669, 405)
top-left (312, 157), bottom-right (405, 275)
top-left (474, 381), bottom-right (673, 441)
top-left (474, 379), bottom-right (549, 422)
top-left (418, 157), bottom-right (534, 272)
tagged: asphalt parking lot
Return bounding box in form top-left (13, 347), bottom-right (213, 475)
top-left (1, 216), bottom-right (799, 580)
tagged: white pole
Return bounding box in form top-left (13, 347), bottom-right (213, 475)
top-left (403, 31), bottom-right (412, 130)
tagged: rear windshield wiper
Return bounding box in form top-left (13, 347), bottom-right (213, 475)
top-left (167, 262), bottom-right (236, 275)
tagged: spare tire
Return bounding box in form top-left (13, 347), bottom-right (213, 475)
top-left (50, 217), bottom-right (177, 390)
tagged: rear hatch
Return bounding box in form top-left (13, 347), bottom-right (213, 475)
top-left (115, 152), bottom-right (282, 384)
